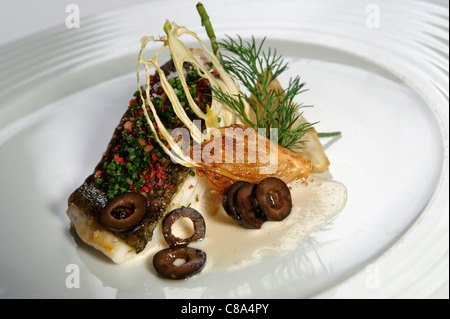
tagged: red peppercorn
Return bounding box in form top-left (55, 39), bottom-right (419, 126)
top-left (114, 155), bottom-right (124, 163)
top-left (94, 170), bottom-right (102, 178)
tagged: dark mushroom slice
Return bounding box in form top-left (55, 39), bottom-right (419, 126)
top-left (153, 247), bottom-right (207, 280)
top-left (233, 183), bottom-right (265, 229)
top-left (99, 192), bottom-right (147, 232)
top-left (253, 177), bottom-right (292, 221)
top-left (162, 207), bottom-right (206, 247)
top-left (222, 181), bottom-right (252, 221)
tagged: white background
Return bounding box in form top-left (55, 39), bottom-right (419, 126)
top-left (0, 0), bottom-right (149, 46)
top-left (0, 0), bottom-right (448, 46)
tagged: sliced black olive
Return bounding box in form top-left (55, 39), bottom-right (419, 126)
top-left (222, 181), bottom-right (252, 221)
top-left (153, 247), bottom-right (207, 280)
top-left (162, 207), bottom-right (206, 247)
top-left (253, 177), bottom-right (292, 221)
top-left (99, 192), bottom-right (147, 232)
top-left (233, 183), bottom-right (265, 229)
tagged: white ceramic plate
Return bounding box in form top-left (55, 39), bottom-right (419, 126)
top-left (0, 0), bottom-right (448, 298)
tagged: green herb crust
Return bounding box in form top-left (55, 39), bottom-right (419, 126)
top-left (68, 60), bottom-right (210, 253)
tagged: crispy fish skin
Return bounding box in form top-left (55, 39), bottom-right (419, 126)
top-left (66, 60), bottom-right (206, 262)
top-left (67, 163), bottom-right (189, 256)
top-left (66, 174), bottom-right (194, 264)
top-left (67, 204), bottom-right (137, 263)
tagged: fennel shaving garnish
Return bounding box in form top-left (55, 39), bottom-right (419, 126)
top-left (135, 20), bottom-right (312, 184)
top-left (136, 21), bottom-right (245, 166)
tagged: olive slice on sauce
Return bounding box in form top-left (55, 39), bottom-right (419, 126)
top-left (253, 177), bottom-right (292, 221)
top-left (222, 181), bottom-right (252, 221)
top-left (153, 247), bottom-right (207, 280)
top-left (233, 183), bottom-right (265, 229)
top-left (99, 192), bottom-right (147, 232)
top-left (162, 207), bottom-right (206, 247)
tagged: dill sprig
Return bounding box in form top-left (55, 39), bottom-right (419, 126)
top-left (212, 35), bottom-right (315, 150)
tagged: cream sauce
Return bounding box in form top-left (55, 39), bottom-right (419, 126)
top-left (146, 174), bottom-right (347, 272)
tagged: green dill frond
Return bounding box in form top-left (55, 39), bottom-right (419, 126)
top-left (212, 36), bottom-right (315, 150)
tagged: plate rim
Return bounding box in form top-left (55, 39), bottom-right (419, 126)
top-left (0, 0), bottom-right (448, 299)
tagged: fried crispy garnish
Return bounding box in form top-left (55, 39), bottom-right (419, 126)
top-left (194, 124), bottom-right (311, 194)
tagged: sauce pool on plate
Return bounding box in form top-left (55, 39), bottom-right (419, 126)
top-left (148, 174), bottom-right (347, 272)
